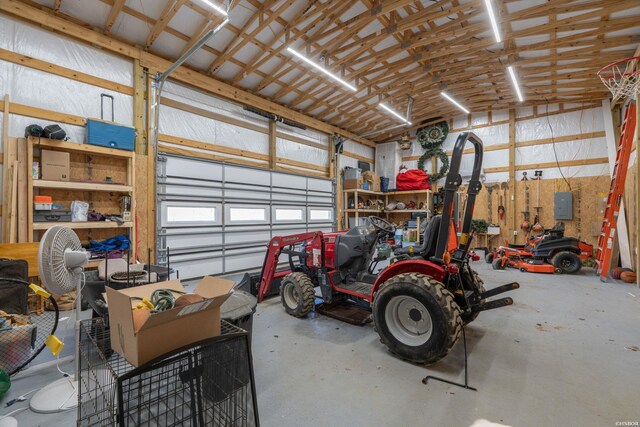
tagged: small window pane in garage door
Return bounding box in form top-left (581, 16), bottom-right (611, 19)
top-left (167, 206), bottom-right (216, 223)
top-left (309, 209), bottom-right (332, 221)
top-left (275, 208), bottom-right (303, 221)
top-left (229, 207), bottom-right (267, 222)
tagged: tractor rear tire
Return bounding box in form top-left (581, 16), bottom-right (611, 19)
top-left (485, 252), bottom-right (494, 264)
top-left (280, 272), bottom-right (315, 318)
top-left (460, 269), bottom-right (486, 325)
top-left (492, 258), bottom-right (505, 270)
top-left (372, 273), bottom-right (462, 365)
top-left (551, 251), bottom-right (581, 274)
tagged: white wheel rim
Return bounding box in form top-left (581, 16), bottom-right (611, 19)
top-left (283, 282), bottom-right (299, 309)
top-left (384, 295), bottom-right (433, 346)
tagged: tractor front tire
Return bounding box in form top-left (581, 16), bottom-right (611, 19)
top-left (372, 273), bottom-right (462, 365)
top-left (552, 251), bottom-right (581, 274)
top-left (485, 252), bottom-right (494, 264)
top-left (492, 258), bottom-right (505, 270)
top-left (280, 272), bottom-right (315, 318)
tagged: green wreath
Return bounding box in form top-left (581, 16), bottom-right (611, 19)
top-left (417, 147), bottom-right (449, 182)
top-left (416, 121), bottom-right (449, 149)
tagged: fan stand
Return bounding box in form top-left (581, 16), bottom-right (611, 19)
top-left (29, 282), bottom-right (81, 413)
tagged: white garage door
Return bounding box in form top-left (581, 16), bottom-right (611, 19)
top-left (156, 153), bottom-right (335, 279)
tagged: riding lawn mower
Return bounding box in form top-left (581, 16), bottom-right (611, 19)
top-left (485, 223), bottom-right (593, 274)
top-left (257, 133), bottom-right (519, 365)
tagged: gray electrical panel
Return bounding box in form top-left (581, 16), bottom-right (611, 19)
top-left (554, 192), bottom-right (573, 220)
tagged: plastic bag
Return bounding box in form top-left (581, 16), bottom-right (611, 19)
top-left (71, 201), bottom-right (89, 222)
top-left (396, 169), bottom-right (430, 191)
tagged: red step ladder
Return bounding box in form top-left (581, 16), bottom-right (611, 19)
top-left (595, 102), bottom-right (637, 281)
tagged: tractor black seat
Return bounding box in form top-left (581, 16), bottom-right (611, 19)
top-left (394, 215), bottom-right (442, 259)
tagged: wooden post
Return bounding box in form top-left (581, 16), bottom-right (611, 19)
top-left (17, 138), bottom-right (27, 242)
top-left (509, 109), bottom-right (517, 243)
top-left (2, 94), bottom-right (9, 242)
top-left (133, 59), bottom-right (146, 155)
top-left (269, 119), bottom-right (276, 169)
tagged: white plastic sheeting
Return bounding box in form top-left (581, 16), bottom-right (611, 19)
top-left (376, 142), bottom-right (401, 188)
top-left (0, 15), bottom-right (132, 86)
top-left (276, 137), bottom-right (328, 167)
top-left (0, 15), bottom-right (133, 144)
top-left (516, 107), bottom-right (603, 141)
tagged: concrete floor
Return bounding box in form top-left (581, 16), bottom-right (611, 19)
top-left (3, 260), bottom-right (639, 426)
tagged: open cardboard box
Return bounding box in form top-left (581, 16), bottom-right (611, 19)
top-left (106, 276), bottom-right (235, 367)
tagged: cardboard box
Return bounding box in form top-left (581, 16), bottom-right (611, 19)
top-left (344, 177), bottom-right (363, 190)
top-left (41, 150), bottom-right (70, 181)
top-left (106, 276), bottom-right (234, 367)
top-left (362, 171), bottom-right (380, 192)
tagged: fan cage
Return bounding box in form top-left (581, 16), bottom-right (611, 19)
top-left (77, 318), bottom-right (259, 427)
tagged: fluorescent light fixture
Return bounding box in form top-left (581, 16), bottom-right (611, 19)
top-left (484, 0), bottom-right (501, 43)
top-left (507, 66), bottom-right (524, 102)
top-left (199, 0), bottom-right (228, 16)
top-left (379, 103), bottom-right (411, 125)
top-left (441, 92), bottom-right (470, 114)
top-left (287, 47), bottom-right (357, 92)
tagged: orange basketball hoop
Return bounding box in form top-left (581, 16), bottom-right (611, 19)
top-left (597, 56), bottom-right (640, 100)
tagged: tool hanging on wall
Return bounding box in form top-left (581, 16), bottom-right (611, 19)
top-left (575, 183), bottom-right (582, 239)
top-left (521, 171), bottom-right (529, 181)
top-left (486, 184), bottom-right (494, 225)
top-left (520, 183), bottom-right (531, 238)
top-left (532, 170), bottom-right (543, 230)
top-left (498, 182), bottom-right (506, 221)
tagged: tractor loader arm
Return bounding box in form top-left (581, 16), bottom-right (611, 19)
top-left (257, 231), bottom-right (323, 302)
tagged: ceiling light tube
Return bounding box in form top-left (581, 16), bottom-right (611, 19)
top-left (379, 103), bottom-right (412, 125)
top-left (287, 47), bottom-right (357, 92)
top-left (484, 0), bottom-right (501, 43)
top-left (441, 92), bottom-right (470, 114)
top-left (507, 66), bottom-right (524, 102)
top-left (199, 0), bottom-right (228, 16)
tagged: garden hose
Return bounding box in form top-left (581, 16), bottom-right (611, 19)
top-left (132, 289), bottom-right (185, 313)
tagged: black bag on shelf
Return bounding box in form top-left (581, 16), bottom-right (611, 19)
top-left (0, 258), bottom-right (29, 315)
top-left (42, 124), bottom-right (66, 140)
top-left (24, 124), bottom-right (43, 138)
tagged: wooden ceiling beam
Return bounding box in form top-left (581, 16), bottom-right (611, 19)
top-left (104, 0), bottom-right (125, 33)
top-left (145, 0), bottom-right (187, 49)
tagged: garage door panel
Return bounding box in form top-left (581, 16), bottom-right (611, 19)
top-left (273, 173), bottom-right (306, 189)
top-left (170, 256), bottom-right (224, 278)
top-left (158, 153), bottom-right (335, 279)
top-left (224, 252), bottom-right (266, 273)
top-left (165, 157), bottom-right (223, 181)
top-left (162, 233), bottom-right (223, 250)
top-left (225, 166), bottom-right (271, 185)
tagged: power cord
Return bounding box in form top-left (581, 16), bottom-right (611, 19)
top-left (544, 99), bottom-right (572, 191)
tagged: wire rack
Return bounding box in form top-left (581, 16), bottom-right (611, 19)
top-left (77, 318), bottom-right (259, 427)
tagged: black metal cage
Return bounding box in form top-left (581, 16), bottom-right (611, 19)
top-left (77, 318), bottom-right (259, 427)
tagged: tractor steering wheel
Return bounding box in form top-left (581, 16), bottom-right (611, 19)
top-left (368, 216), bottom-right (395, 235)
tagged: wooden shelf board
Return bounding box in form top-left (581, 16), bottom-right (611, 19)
top-left (384, 190), bottom-right (432, 196)
top-left (343, 189), bottom-right (382, 195)
top-left (384, 209), bottom-right (429, 213)
top-left (344, 209), bottom-right (382, 213)
top-left (33, 221), bottom-right (133, 230)
top-left (33, 180), bottom-right (133, 192)
top-left (28, 136), bottom-right (134, 158)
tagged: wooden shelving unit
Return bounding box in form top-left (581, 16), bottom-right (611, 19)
top-left (342, 188), bottom-right (432, 229)
top-left (27, 136), bottom-right (136, 258)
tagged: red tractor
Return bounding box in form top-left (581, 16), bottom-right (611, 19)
top-left (258, 133), bottom-right (518, 364)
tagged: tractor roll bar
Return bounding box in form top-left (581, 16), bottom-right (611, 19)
top-left (432, 132), bottom-right (484, 263)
